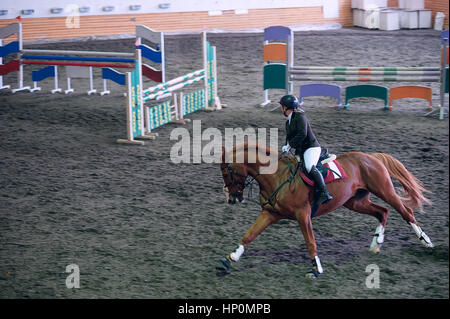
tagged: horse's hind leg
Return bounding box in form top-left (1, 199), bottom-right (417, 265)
top-left (366, 176), bottom-right (434, 248)
top-left (344, 190), bottom-right (390, 253)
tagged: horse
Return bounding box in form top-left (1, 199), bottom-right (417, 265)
top-left (217, 142), bottom-right (433, 278)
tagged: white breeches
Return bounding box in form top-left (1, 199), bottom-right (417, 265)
top-left (304, 146), bottom-right (321, 173)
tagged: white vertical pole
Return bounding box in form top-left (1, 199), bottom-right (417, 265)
top-left (51, 65), bottom-right (62, 93)
top-left (145, 106), bottom-right (151, 135)
top-left (30, 81), bottom-right (41, 92)
top-left (127, 71), bottom-right (134, 140)
top-left (101, 78), bottom-right (110, 96)
top-left (127, 72), bottom-right (134, 140)
top-left (289, 29), bottom-right (294, 95)
top-left (286, 33), bottom-right (290, 95)
top-left (87, 66), bottom-right (96, 95)
top-left (136, 36), bottom-right (147, 136)
top-left (173, 92), bottom-right (179, 121)
top-left (0, 39), bottom-right (2, 89)
top-left (10, 23), bottom-right (30, 93)
top-left (18, 22), bottom-right (24, 90)
top-left (65, 77), bottom-right (74, 94)
top-left (0, 39), bottom-right (10, 90)
top-left (202, 31), bottom-right (209, 109)
top-left (439, 38), bottom-right (448, 120)
top-left (160, 32), bottom-right (165, 83)
top-left (260, 39), bottom-right (271, 106)
top-left (212, 45), bottom-right (221, 110)
top-left (180, 92), bottom-right (185, 119)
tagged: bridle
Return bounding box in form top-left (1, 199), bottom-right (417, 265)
top-left (222, 152), bottom-right (300, 208)
top-left (222, 163), bottom-right (261, 198)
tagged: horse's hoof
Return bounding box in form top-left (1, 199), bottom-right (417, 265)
top-left (215, 257), bottom-right (232, 272)
top-left (305, 270), bottom-right (320, 279)
top-left (420, 239), bottom-right (434, 248)
top-left (216, 269), bottom-right (230, 277)
top-left (369, 247), bottom-right (380, 254)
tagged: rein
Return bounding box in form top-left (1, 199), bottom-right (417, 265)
top-left (259, 155), bottom-right (299, 209)
top-left (224, 152), bottom-right (300, 209)
top-left (223, 163), bottom-right (261, 192)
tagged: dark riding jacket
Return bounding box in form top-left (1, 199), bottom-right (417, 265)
top-left (285, 111), bottom-right (320, 156)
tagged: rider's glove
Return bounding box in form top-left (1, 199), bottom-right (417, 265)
top-left (282, 144), bottom-right (291, 153)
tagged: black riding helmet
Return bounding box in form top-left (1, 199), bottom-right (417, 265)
top-left (279, 95), bottom-right (303, 111)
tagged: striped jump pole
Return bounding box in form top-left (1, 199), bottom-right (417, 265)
top-left (291, 76), bottom-right (441, 82)
top-left (21, 54), bottom-right (135, 64)
top-left (143, 69), bottom-right (205, 96)
top-left (291, 70), bottom-right (440, 76)
top-left (22, 49), bottom-right (135, 57)
top-left (291, 66), bottom-right (440, 72)
top-left (143, 75), bottom-right (205, 101)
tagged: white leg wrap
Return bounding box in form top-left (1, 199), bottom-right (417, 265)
top-left (369, 224), bottom-right (385, 252)
top-left (375, 224), bottom-right (385, 244)
top-left (410, 222), bottom-right (434, 248)
top-left (230, 244), bottom-right (245, 262)
top-left (314, 256), bottom-right (323, 274)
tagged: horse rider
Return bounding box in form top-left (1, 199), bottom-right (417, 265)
top-left (279, 95), bottom-right (333, 205)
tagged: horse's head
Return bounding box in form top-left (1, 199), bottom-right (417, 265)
top-left (220, 162), bottom-right (247, 204)
top-left (219, 143), bottom-right (277, 205)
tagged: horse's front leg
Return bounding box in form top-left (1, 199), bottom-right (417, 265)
top-left (296, 208), bottom-right (323, 279)
top-left (216, 209), bottom-right (281, 274)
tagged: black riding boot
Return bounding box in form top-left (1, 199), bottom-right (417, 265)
top-left (309, 165), bottom-right (333, 204)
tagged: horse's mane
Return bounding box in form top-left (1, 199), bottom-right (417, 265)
top-left (221, 142), bottom-right (279, 163)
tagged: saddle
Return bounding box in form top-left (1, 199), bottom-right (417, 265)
top-left (297, 148), bottom-right (336, 180)
top-left (296, 148), bottom-right (343, 218)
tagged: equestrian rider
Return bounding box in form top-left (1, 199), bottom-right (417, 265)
top-left (280, 95), bottom-right (333, 204)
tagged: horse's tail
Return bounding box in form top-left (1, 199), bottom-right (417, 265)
top-left (371, 153), bottom-right (431, 211)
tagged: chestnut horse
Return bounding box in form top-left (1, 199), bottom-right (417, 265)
top-left (217, 143), bottom-right (433, 278)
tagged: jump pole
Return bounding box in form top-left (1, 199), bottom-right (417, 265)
top-left (290, 70), bottom-right (440, 76)
top-left (291, 66), bottom-right (440, 71)
top-left (22, 49), bottom-right (135, 57)
top-left (143, 75), bottom-right (205, 100)
top-left (290, 76), bottom-right (440, 82)
top-left (142, 69), bottom-right (205, 96)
